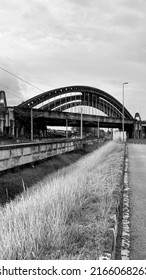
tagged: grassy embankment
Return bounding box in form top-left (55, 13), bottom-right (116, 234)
top-left (0, 143), bottom-right (99, 204)
top-left (0, 141), bottom-right (124, 259)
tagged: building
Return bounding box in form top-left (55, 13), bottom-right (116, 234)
top-left (0, 91), bottom-right (15, 138)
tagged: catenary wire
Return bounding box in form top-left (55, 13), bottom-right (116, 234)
top-left (0, 66), bottom-right (44, 92)
top-left (0, 82), bottom-right (21, 99)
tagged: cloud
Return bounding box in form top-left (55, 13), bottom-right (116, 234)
top-left (0, 0), bottom-right (146, 118)
top-left (0, 63), bottom-right (24, 106)
top-left (120, 0), bottom-right (146, 11)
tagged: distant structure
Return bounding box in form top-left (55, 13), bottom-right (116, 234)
top-left (134, 112), bottom-right (146, 139)
top-left (0, 87), bottom-right (145, 140)
top-left (134, 112), bottom-right (142, 139)
top-left (0, 91), bottom-right (15, 137)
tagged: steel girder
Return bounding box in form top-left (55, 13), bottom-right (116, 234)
top-left (17, 85), bottom-right (133, 120)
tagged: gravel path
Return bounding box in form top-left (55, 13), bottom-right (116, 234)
top-left (128, 143), bottom-right (146, 259)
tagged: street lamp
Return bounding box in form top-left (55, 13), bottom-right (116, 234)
top-left (122, 82), bottom-right (128, 141)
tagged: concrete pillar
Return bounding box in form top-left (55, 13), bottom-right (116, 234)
top-left (12, 121), bottom-right (15, 137)
top-left (80, 107), bottom-right (83, 139)
top-left (97, 118), bottom-right (99, 138)
top-left (0, 119), bottom-right (4, 133)
top-left (66, 117), bottom-right (68, 138)
top-left (31, 109), bottom-right (33, 141)
top-left (16, 127), bottom-right (19, 138)
top-left (5, 113), bottom-right (9, 127)
top-left (21, 126), bottom-right (24, 136)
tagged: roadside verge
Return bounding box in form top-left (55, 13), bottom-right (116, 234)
top-left (99, 143), bottom-right (130, 260)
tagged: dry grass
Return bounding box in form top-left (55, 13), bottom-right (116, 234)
top-left (0, 142), bottom-right (102, 204)
top-left (0, 150), bottom-right (87, 204)
top-left (0, 141), bottom-right (124, 259)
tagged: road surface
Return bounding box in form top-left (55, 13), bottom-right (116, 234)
top-left (128, 143), bottom-right (146, 259)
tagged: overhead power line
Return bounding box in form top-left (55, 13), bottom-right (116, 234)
top-left (0, 82), bottom-right (21, 99)
top-left (0, 66), bottom-right (44, 92)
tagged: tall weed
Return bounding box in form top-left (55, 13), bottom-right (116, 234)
top-left (0, 141), bottom-right (124, 259)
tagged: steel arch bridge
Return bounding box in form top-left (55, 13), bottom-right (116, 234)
top-left (17, 85), bottom-right (133, 120)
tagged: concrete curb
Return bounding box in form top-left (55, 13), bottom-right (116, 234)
top-left (121, 144), bottom-right (130, 260)
top-left (99, 143), bottom-right (130, 260)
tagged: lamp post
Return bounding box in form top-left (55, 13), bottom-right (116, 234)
top-left (122, 82), bottom-right (128, 141)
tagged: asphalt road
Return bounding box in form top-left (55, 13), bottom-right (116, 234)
top-left (128, 143), bottom-right (146, 259)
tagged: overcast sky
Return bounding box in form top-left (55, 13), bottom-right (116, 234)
top-left (0, 0), bottom-right (146, 119)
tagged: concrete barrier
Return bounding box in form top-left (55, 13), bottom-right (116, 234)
top-left (0, 138), bottom-right (104, 172)
top-left (0, 139), bottom-right (83, 172)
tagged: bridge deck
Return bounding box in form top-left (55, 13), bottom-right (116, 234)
top-left (14, 107), bottom-right (135, 128)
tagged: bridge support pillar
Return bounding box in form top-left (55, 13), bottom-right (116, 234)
top-left (80, 107), bottom-right (83, 139)
top-left (66, 117), bottom-right (68, 138)
top-left (97, 118), bottom-right (99, 138)
top-left (31, 109), bottom-right (33, 141)
top-left (134, 121), bottom-right (142, 139)
top-left (12, 120), bottom-right (15, 137)
top-left (21, 126), bottom-right (24, 136)
top-left (0, 118), bottom-right (4, 134)
top-left (16, 127), bottom-right (19, 138)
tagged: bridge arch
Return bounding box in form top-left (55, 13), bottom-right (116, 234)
top-left (18, 85), bottom-right (133, 119)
